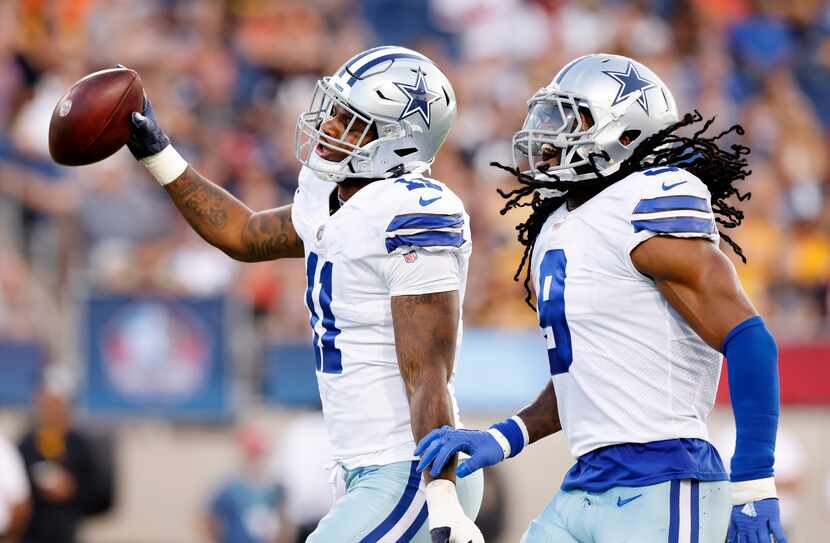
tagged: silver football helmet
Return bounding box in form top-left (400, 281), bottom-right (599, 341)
top-left (295, 46), bottom-right (457, 182)
top-left (513, 53), bottom-right (678, 186)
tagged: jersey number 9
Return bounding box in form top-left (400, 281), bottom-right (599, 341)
top-left (538, 249), bottom-right (573, 375)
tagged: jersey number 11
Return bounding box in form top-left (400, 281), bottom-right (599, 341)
top-left (305, 252), bottom-right (343, 374)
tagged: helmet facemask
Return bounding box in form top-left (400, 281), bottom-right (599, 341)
top-left (512, 91), bottom-right (607, 187)
top-left (513, 89), bottom-right (656, 194)
top-left (295, 77), bottom-right (407, 182)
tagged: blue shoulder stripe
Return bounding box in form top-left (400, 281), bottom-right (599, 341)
top-left (632, 217), bottom-right (715, 235)
top-left (385, 231), bottom-right (465, 253)
top-left (387, 213), bottom-right (463, 232)
top-left (633, 195), bottom-right (711, 214)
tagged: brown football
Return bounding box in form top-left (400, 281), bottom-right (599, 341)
top-left (48, 68), bottom-right (144, 166)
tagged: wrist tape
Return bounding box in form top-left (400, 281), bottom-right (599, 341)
top-left (730, 477), bottom-right (777, 505)
top-left (141, 145), bottom-right (188, 186)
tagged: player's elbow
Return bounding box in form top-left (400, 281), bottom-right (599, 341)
top-left (202, 241), bottom-right (252, 262)
top-left (222, 246), bottom-right (258, 262)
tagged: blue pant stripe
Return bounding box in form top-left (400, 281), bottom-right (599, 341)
top-left (359, 461), bottom-right (421, 543)
top-left (690, 480), bottom-right (700, 543)
top-left (395, 503), bottom-right (428, 543)
top-left (668, 479), bottom-right (680, 543)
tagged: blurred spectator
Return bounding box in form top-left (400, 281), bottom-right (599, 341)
top-left (270, 412), bottom-right (333, 543)
top-left (0, 0), bottom-right (828, 341)
top-left (205, 424), bottom-right (289, 543)
top-left (17, 369), bottom-right (114, 543)
top-left (0, 433), bottom-right (29, 542)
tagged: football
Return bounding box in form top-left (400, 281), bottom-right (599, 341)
top-left (48, 67), bottom-right (144, 166)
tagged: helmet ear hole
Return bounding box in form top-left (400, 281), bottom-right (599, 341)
top-left (620, 130), bottom-right (641, 146)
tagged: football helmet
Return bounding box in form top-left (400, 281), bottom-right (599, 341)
top-left (295, 46), bottom-right (456, 182)
top-left (513, 53), bottom-right (678, 186)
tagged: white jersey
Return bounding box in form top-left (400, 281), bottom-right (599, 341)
top-left (530, 166), bottom-right (723, 459)
top-left (292, 167), bottom-right (471, 469)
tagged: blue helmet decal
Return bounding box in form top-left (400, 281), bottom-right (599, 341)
top-left (602, 62), bottom-right (656, 114)
top-left (394, 68), bottom-right (441, 128)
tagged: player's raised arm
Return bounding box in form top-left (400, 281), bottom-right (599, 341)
top-left (126, 95), bottom-right (303, 262)
top-left (631, 235), bottom-right (786, 543)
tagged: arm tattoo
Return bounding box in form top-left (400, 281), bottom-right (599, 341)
top-left (243, 209), bottom-right (304, 260)
top-left (166, 173), bottom-right (229, 230)
top-left (163, 167), bottom-right (303, 261)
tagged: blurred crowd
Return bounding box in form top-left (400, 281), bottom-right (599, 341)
top-left (2, 0), bottom-right (830, 362)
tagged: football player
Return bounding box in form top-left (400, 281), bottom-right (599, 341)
top-left (415, 54), bottom-right (786, 543)
top-left (123, 46), bottom-right (483, 542)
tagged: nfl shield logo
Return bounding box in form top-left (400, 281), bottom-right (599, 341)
top-left (403, 251), bottom-right (418, 263)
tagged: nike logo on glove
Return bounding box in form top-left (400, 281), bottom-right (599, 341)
top-left (617, 494), bottom-right (643, 507)
top-left (661, 180), bottom-right (687, 191)
top-left (420, 196), bottom-right (442, 206)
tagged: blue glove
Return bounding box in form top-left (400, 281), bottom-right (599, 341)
top-left (727, 498), bottom-right (787, 543)
top-left (415, 426), bottom-right (505, 478)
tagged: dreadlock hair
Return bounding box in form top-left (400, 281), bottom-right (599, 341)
top-left (495, 110), bottom-right (752, 310)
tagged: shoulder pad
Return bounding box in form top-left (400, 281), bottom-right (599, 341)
top-left (383, 175), bottom-right (467, 254)
top-left (627, 166), bottom-right (717, 239)
top-left (634, 166), bottom-right (711, 200)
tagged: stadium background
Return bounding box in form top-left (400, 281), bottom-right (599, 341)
top-left (1, 0), bottom-right (830, 541)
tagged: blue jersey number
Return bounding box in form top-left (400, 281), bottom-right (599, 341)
top-left (537, 249), bottom-right (572, 375)
top-left (394, 177), bottom-right (443, 192)
top-left (304, 252), bottom-right (342, 374)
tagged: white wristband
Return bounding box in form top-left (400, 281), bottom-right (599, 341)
top-left (488, 415), bottom-right (530, 459)
top-left (512, 415), bottom-right (530, 446)
top-left (730, 477), bottom-right (777, 505)
top-left (140, 145), bottom-right (188, 186)
top-left (487, 428), bottom-right (511, 459)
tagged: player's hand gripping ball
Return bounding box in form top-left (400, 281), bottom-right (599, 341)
top-left (49, 67), bottom-right (144, 166)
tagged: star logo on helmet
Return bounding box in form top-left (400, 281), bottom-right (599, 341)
top-left (602, 62), bottom-right (656, 114)
top-left (394, 68), bottom-right (441, 128)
